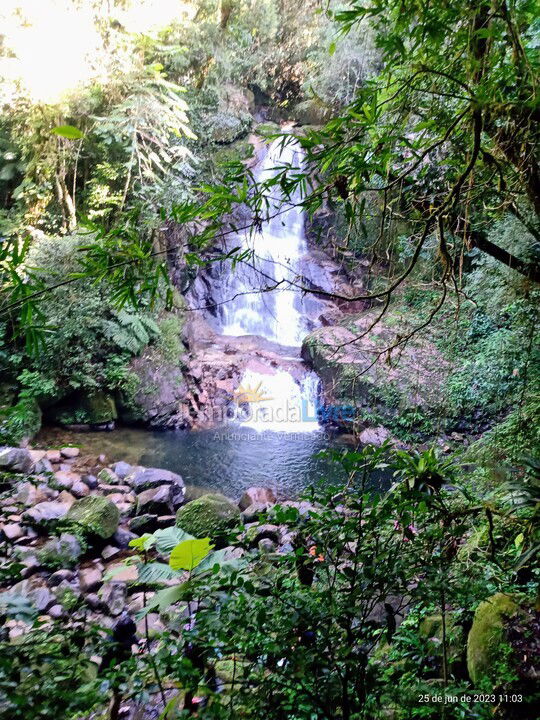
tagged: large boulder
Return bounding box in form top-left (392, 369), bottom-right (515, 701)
top-left (66, 495), bottom-right (120, 539)
top-left (467, 593), bottom-right (520, 685)
top-left (0, 447), bottom-right (33, 474)
top-left (176, 493), bottom-right (240, 541)
top-left (207, 112), bottom-right (249, 144)
top-left (127, 467), bottom-right (185, 496)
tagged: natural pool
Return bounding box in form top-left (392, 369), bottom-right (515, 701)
top-left (36, 425), bottom-right (390, 500)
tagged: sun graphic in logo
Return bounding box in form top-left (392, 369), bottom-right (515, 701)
top-left (233, 381), bottom-right (273, 404)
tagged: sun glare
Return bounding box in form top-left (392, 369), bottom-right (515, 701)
top-left (0, 0), bottom-right (192, 105)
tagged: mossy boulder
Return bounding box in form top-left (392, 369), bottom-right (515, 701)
top-left (66, 495), bottom-right (120, 539)
top-left (467, 593), bottom-right (520, 685)
top-left (214, 655), bottom-right (250, 686)
top-left (213, 139), bottom-right (254, 166)
top-left (175, 493), bottom-right (240, 541)
top-left (293, 99), bottom-right (331, 125)
top-left (207, 112), bottom-right (249, 143)
top-left (419, 613), bottom-right (465, 676)
top-left (82, 392), bottom-right (117, 423)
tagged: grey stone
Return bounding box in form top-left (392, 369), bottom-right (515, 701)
top-left (60, 447), bottom-right (80, 459)
top-left (79, 566), bottom-right (103, 593)
top-left (54, 471), bottom-right (79, 490)
top-left (112, 461), bottom-right (133, 480)
top-left (71, 481), bottom-right (90, 498)
top-left (113, 527), bottom-right (137, 548)
top-left (129, 514), bottom-right (158, 534)
top-left (1, 523), bottom-right (23, 541)
top-left (239, 487), bottom-right (276, 511)
top-left (136, 485), bottom-right (174, 515)
top-left (48, 604), bottom-right (64, 619)
top-left (23, 502), bottom-right (70, 527)
top-left (97, 468), bottom-right (121, 485)
top-left (241, 502), bottom-right (271, 523)
top-left (0, 447), bottom-right (33, 474)
top-left (100, 583), bottom-right (127, 616)
top-left (48, 569), bottom-right (75, 586)
top-left (126, 467), bottom-right (185, 496)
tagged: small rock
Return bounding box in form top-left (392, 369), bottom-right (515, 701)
top-left (106, 564), bottom-right (138, 582)
top-left (112, 461), bottom-right (133, 480)
top-left (358, 425), bottom-right (391, 446)
top-left (241, 502), bottom-right (271, 523)
top-left (48, 569), bottom-right (75, 586)
top-left (28, 449), bottom-right (47, 463)
top-left (48, 604), bottom-right (64, 619)
top-left (239, 487), bottom-right (277, 511)
top-left (126, 467), bottom-right (185, 496)
top-left (100, 582), bottom-right (127, 616)
top-left (66, 495), bottom-right (120, 539)
top-left (113, 527), bottom-right (137, 548)
top-left (101, 545), bottom-right (120, 561)
top-left (60, 447), bottom-right (80, 459)
top-left (100, 483), bottom-right (130, 495)
top-left (71, 481), bottom-right (90, 498)
top-left (54, 470), bottom-right (80, 490)
top-left (57, 490), bottom-right (76, 506)
top-left (1, 523), bottom-right (23, 541)
top-left (258, 538), bottom-right (276, 553)
top-left (85, 593), bottom-right (102, 610)
top-left (129, 514), bottom-right (158, 534)
top-left (83, 474), bottom-right (98, 489)
top-left (98, 468), bottom-right (121, 485)
top-left (34, 458), bottom-right (54, 474)
top-left (79, 566), bottom-right (103, 593)
top-left (46, 450), bottom-right (62, 463)
top-left (245, 524), bottom-right (280, 547)
top-left (15, 483), bottom-right (49, 507)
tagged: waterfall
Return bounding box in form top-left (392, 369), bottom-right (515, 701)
top-left (220, 137), bottom-right (309, 347)
top-left (218, 136), bottom-right (322, 433)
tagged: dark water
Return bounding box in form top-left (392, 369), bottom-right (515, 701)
top-left (37, 425), bottom-right (382, 501)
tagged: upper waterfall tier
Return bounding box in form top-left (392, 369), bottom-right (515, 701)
top-left (220, 138), bottom-right (309, 346)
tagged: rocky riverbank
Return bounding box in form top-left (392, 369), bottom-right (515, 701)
top-left (0, 444), bottom-right (303, 639)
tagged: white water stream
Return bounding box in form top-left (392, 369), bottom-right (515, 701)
top-left (220, 137), bottom-right (321, 432)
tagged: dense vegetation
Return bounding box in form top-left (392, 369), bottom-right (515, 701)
top-left (0, 1), bottom-right (538, 719)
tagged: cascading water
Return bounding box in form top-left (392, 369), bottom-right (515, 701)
top-left (218, 136), bottom-right (322, 433)
top-left (220, 137), bottom-right (309, 347)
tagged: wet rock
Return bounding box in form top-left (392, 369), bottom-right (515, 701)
top-left (79, 565), bottom-right (103, 593)
top-left (85, 593), bottom-right (102, 610)
top-left (239, 487), bottom-right (277, 511)
top-left (136, 485), bottom-right (175, 515)
top-left (23, 501), bottom-right (70, 528)
top-left (0, 447), bottom-right (33, 474)
top-left (60, 447), bottom-right (80, 459)
top-left (67, 495), bottom-right (120, 538)
top-left (126, 468), bottom-right (185, 497)
top-left (83, 474), bottom-right (98, 489)
top-left (176, 493), bottom-right (240, 542)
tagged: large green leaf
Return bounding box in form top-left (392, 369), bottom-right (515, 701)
top-left (153, 526), bottom-right (194, 554)
top-left (137, 561), bottom-right (178, 583)
top-left (51, 125), bottom-right (84, 140)
top-left (169, 538), bottom-right (213, 572)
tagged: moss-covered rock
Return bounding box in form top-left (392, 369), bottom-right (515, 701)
top-left (214, 655), bottom-right (250, 686)
top-left (419, 613), bottom-right (465, 677)
top-left (66, 495), bottom-right (120, 539)
top-left (207, 112), bottom-right (249, 143)
top-left (293, 99), bottom-right (331, 125)
top-left (253, 121), bottom-right (281, 137)
top-left (175, 493), bottom-right (240, 541)
top-left (213, 139), bottom-right (254, 166)
top-left (467, 593), bottom-right (520, 685)
top-left (82, 392), bottom-right (117, 423)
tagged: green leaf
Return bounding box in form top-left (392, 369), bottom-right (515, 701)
top-left (51, 125), bottom-right (84, 140)
top-left (514, 533), bottom-right (524, 548)
top-left (129, 533), bottom-right (156, 551)
top-left (153, 526), bottom-right (194, 554)
top-left (328, 41), bottom-right (336, 56)
top-left (169, 538), bottom-right (213, 572)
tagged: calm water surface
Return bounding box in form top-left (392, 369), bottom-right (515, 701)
top-left (37, 425), bottom-right (389, 501)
